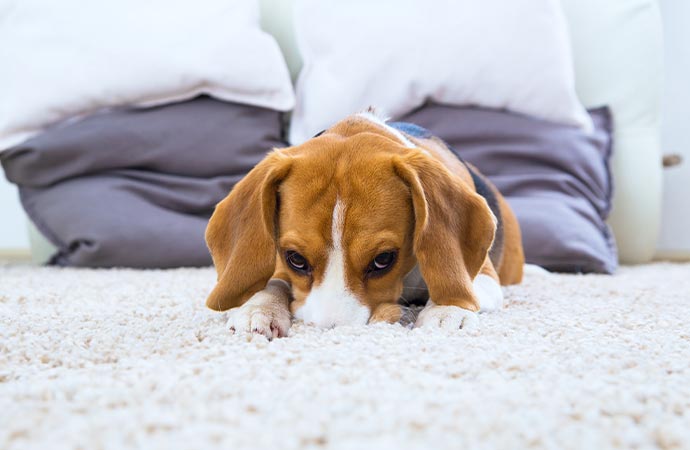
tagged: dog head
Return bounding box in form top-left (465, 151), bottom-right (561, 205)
top-left (205, 113), bottom-right (496, 327)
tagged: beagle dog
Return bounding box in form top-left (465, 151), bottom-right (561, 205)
top-left (205, 111), bottom-right (524, 339)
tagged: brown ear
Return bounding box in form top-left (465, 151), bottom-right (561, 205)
top-left (393, 152), bottom-right (496, 312)
top-left (205, 150), bottom-right (292, 311)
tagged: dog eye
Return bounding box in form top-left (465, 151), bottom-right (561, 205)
top-left (286, 251), bottom-right (310, 274)
top-left (367, 251), bottom-right (397, 276)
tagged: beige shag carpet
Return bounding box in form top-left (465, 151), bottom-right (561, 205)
top-left (1, 263), bottom-right (689, 450)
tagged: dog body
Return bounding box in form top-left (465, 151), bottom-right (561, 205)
top-left (205, 112), bottom-right (524, 338)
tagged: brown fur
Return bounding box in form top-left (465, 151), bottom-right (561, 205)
top-left (205, 114), bottom-right (524, 318)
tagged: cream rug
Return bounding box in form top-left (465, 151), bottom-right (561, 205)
top-left (1, 263), bottom-right (689, 450)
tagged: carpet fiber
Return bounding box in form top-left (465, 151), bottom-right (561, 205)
top-left (1, 263), bottom-right (689, 449)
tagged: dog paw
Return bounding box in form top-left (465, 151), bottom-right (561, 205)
top-left (226, 292), bottom-right (291, 340)
top-left (414, 302), bottom-right (479, 331)
top-left (474, 274), bottom-right (504, 312)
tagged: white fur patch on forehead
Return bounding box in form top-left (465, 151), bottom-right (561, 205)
top-left (357, 111), bottom-right (416, 148)
top-left (332, 198), bottom-right (345, 249)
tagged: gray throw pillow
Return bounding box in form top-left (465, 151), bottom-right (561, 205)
top-left (1, 97), bottom-right (284, 268)
top-left (2, 99), bottom-right (615, 273)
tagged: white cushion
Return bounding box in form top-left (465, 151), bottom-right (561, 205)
top-left (0, 0), bottom-right (295, 150)
top-left (560, 0), bottom-right (663, 263)
top-left (288, 0), bottom-right (591, 144)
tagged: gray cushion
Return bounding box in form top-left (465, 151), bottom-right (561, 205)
top-left (1, 97), bottom-right (283, 268)
top-left (2, 99), bottom-right (615, 273)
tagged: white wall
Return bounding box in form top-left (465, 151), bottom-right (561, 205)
top-left (0, 167), bottom-right (30, 251)
top-left (656, 0), bottom-right (690, 258)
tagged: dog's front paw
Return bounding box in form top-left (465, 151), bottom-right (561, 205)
top-left (226, 291), bottom-right (291, 340)
top-left (414, 302), bottom-right (479, 331)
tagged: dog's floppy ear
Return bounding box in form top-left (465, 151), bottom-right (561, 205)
top-left (393, 152), bottom-right (496, 312)
top-left (205, 150), bottom-right (292, 311)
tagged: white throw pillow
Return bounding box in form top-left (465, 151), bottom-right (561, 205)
top-left (289, 0), bottom-right (591, 144)
top-left (0, 0), bottom-right (295, 149)
top-left (560, 0), bottom-right (663, 263)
